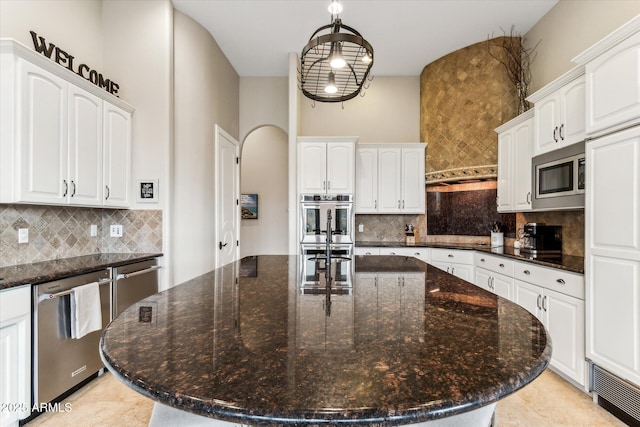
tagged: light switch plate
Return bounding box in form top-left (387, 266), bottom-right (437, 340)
top-left (18, 228), bottom-right (28, 244)
top-left (90, 224), bottom-right (98, 237)
top-left (110, 224), bottom-right (123, 237)
top-left (358, 224), bottom-right (364, 232)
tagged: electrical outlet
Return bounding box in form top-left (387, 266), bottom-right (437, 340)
top-left (90, 224), bottom-right (98, 237)
top-left (18, 228), bottom-right (29, 244)
top-left (358, 224), bottom-right (364, 233)
top-left (110, 224), bottom-right (123, 237)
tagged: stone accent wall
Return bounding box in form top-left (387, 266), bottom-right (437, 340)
top-left (516, 211), bottom-right (585, 257)
top-left (0, 205), bottom-right (162, 267)
top-left (420, 37), bottom-right (518, 181)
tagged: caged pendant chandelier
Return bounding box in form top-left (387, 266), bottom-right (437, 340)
top-left (299, 0), bottom-right (374, 103)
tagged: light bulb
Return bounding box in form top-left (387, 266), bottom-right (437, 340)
top-left (324, 72), bottom-right (338, 94)
top-left (362, 52), bottom-right (372, 64)
top-left (329, 43), bottom-right (346, 69)
top-left (328, 1), bottom-right (342, 15)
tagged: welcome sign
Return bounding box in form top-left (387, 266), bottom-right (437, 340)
top-left (29, 31), bottom-right (120, 97)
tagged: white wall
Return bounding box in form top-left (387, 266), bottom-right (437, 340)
top-left (240, 126), bottom-right (288, 257)
top-left (299, 76), bottom-right (420, 143)
top-left (172, 11), bottom-right (240, 284)
top-left (0, 0), bottom-right (103, 69)
top-left (525, 0), bottom-right (640, 92)
top-left (239, 77), bottom-right (288, 145)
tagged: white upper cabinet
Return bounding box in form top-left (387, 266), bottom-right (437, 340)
top-left (573, 16), bottom-right (640, 136)
top-left (528, 68), bottom-right (585, 155)
top-left (495, 110), bottom-right (534, 213)
top-left (103, 103), bottom-right (131, 208)
top-left (69, 85), bottom-right (103, 206)
top-left (298, 137), bottom-right (356, 195)
top-left (0, 39), bottom-right (134, 208)
top-left (355, 143), bottom-right (426, 214)
top-left (15, 59), bottom-right (68, 205)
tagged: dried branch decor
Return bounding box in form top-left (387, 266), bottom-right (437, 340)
top-left (488, 26), bottom-right (538, 114)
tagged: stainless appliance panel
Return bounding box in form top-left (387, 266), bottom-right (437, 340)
top-left (34, 269), bottom-right (111, 405)
top-left (300, 195), bottom-right (354, 245)
top-left (113, 259), bottom-right (159, 318)
top-left (300, 244), bottom-right (353, 290)
top-left (532, 141), bottom-right (585, 210)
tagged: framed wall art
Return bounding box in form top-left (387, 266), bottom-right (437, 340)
top-left (137, 179), bottom-right (159, 203)
top-left (241, 194), bottom-right (258, 219)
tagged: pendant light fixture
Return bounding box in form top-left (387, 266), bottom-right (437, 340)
top-left (299, 0), bottom-right (374, 103)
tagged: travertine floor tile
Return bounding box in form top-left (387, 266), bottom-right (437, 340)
top-left (25, 369), bottom-right (626, 426)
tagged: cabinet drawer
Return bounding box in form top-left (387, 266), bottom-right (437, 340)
top-left (514, 261), bottom-right (584, 300)
top-left (380, 247), bottom-right (430, 262)
top-left (431, 248), bottom-right (474, 265)
top-left (474, 253), bottom-right (514, 276)
top-left (0, 285), bottom-right (31, 321)
top-left (354, 247), bottom-right (380, 256)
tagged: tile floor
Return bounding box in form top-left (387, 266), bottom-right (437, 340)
top-left (26, 369), bottom-right (626, 427)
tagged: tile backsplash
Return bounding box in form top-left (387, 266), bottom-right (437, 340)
top-left (0, 205), bottom-right (162, 267)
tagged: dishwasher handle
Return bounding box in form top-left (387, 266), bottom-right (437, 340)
top-left (38, 278), bottom-right (113, 302)
top-left (116, 265), bottom-right (161, 280)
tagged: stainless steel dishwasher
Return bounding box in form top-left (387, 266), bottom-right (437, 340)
top-left (33, 269), bottom-right (112, 405)
top-left (112, 259), bottom-right (160, 318)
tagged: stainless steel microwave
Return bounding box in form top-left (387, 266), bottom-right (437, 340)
top-left (532, 141), bottom-right (585, 211)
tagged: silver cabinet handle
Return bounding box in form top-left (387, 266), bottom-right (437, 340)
top-left (542, 295), bottom-right (548, 311)
top-left (323, 181), bottom-right (326, 190)
top-left (487, 277), bottom-right (491, 289)
top-left (398, 200), bottom-right (401, 208)
top-left (63, 179), bottom-right (68, 197)
top-left (389, 251), bottom-right (396, 255)
top-left (365, 252), bottom-right (372, 255)
top-left (527, 191), bottom-right (531, 204)
top-left (117, 265), bottom-right (161, 280)
top-left (480, 258), bottom-right (486, 262)
top-left (559, 124), bottom-right (565, 140)
top-left (446, 267), bottom-right (450, 273)
top-left (105, 185), bottom-right (110, 200)
top-left (327, 180), bottom-right (331, 189)
top-left (451, 267), bottom-right (455, 275)
top-left (499, 263), bottom-right (505, 268)
top-left (448, 254), bottom-right (454, 258)
top-left (374, 200), bottom-right (377, 209)
top-left (523, 270), bottom-right (531, 275)
top-left (556, 278), bottom-right (566, 285)
top-left (536, 294), bottom-right (542, 310)
top-left (402, 200), bottom-right (405, 209)
top-left (414, 252), bottom-right (421, 256)
top-left (553, 126), bottom-right (559, 142)
top-left (71, 180), bottom-right (76, 197)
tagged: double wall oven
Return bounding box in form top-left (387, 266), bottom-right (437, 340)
top-left (300, 194), bottom-right (354, 290)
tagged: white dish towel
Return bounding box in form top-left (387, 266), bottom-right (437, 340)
top-left (71, 282), bottom-right (102, 339)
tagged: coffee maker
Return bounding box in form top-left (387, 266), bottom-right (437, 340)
top-left (521, 223), bottom-right (562, 256)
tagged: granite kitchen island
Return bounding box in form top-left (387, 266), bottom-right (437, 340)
top-left (100, 255), bottom-right (551, 426)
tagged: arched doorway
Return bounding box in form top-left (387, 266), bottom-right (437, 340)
top-left (240, 126), bottom-right (288, 257)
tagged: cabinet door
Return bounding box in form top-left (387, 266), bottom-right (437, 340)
top-left (299, 143), bottom-right (327, 194)
top-left (559, 77), bottom-right (585, 147)
top-left (429, 260), bottom-right (449, 273)
top-left (497, 130), bottom-right (513, 212)
top-left (584, 32), bottom-right (640, 134)
top-left (400, 147), bottom-right (425, 213)
top-left (326, 142), bottom-right (353, 194)
top-left (18, 59), bottom-right (68, 204)
top-left (475, 268), bottom-right (493, 293)
top-left (543, 288), bottom-right (585, 386)
top-left (355, 147), bottom-right (378, 212)
top-left (587, 127), bottom-right (640, 255)
top-left (377, 274), bottom-right (401, 338)
top-left (68, 85), bottom-right (102, 206)
top-left (326, 296), bottom-right (354, 348)
top-left (492, 273), bottom-right (514, 301)
top-left (297, 296), bottom-right (326, 349)
top-left (377, 148), bottom-right (402, 212)
top-left (354, 273), bottom-right (378, 344)
top-left (450, 263), bottom-right (473, 282)
top-left (534, 94), bottom-right (559, 155)
top-left (400, 274), bottom-right (426, 343)
top-left (103, 102), bottom-right (131, 207)
top-left (587, 255), bottom-right (640, 385)
top-left (0, 323), bottom-right (20, 426)
top-left (514, 280), bottom-right (543, 320)
top-left (512, 118), bottom-right (533, 211)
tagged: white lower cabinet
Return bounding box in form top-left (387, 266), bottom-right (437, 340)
top-left (474, 253), bottom-right (515, 300)
top-left (297, 294), bottom-right (353, 349)
top-left (379, 247), bottom-right (430, 264)
top-left (0, 285), bottom-right (31, 426)
top-left (513, 262), bottom-right (586, 388)
top-left (430, 249), bottom-right (474, 282)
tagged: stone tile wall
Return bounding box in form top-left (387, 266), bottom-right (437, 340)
top-left (517, 211), bottom-right (585, 257)
top-left (0, 205), bottom-right (162, 267)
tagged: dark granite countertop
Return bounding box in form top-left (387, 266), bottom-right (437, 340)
top-left (0, 253), bottom-right (163, 290)
top-left (100, 255), bottom-right (551, 426)
top-left (356, 241), bottom-right (584, 274)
